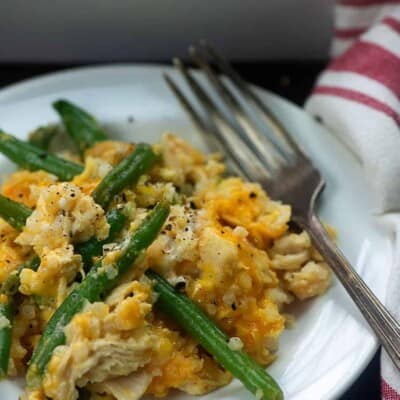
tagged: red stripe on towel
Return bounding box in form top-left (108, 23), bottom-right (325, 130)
top-left (334, 28), bottom-right (367, 38)
top-left (382, 379), bottom-right (400, 400)
top-left (313, 86), bottom-right (400, 125)
top-left (328, 41), bottom-right (400, 98)
top-left (382, 16), bottom-right (400, 34)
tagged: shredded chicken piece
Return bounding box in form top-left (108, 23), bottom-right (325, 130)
top-left (284, 261), bottom-right (332, 300)
top-left (90, 370), bottom-right (154, 400)
top-left (16, 182), bottom-right (109, 297)
top-left (43, 281), bottom-right (172, 400)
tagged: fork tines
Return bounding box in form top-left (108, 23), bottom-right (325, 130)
top-left (164, 41), bottom-right (306, 184)
top-left (198, 40), bottom-right (304, 157)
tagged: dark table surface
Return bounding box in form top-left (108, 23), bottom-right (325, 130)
top-left (0, 61), bottom-right (381, 400)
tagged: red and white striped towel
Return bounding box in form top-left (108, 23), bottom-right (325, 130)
top-left (305, 1), bottom-right (400, 398)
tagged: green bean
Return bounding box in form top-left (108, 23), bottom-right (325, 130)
top-left (0, 297), bottom-right (13, 379)
top-left (53, 100), bottom-right (107, 154)
top-left (28, 125), bottom-right (59, 151)
top-left (146, 270), bottom-right (284, 400)
top-left (0, 131), bottom-right (83, 181)
top-left (92, 143), bottom-right (157, 209)
top-left (26, 202), bottom-right (169, 388)
top-left (0, 194), bottom-right (32, 231)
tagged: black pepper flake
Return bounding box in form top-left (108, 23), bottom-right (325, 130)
top-left (70, 193), bottom-right (76, 198)
top-left (184, 227), bottom-right (189, 232)
top-left (18, 193), bottom-right (23, 198)
top-left (121, 193), bottom-right (127, 202)
top-left (249, 192), bottom-right (257, 199)
top-left (189, 201), bottom-right (197, 210)
top-left (231, 303), bottom-right (237, 310)
top-left (165, 224), bottom-right (172, 231)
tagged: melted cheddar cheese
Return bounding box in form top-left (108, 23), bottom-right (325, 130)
top-left (1, 133), bottom-right (331, 400)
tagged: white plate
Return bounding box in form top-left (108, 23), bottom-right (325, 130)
top-left (0, 65), bottom-right (389, 400)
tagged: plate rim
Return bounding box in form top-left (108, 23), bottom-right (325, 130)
top-left (0, 63), bottom-right (172, 103)
top-left (0, 63), bottom-right (380, 400)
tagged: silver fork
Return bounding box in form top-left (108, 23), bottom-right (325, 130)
top-left (164, 41), bottom-right (400, 371)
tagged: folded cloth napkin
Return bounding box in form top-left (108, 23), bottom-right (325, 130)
top-left (305, 1), bottom-right (400, 398)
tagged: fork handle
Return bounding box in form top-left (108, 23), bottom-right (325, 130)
top-left (304, 212), bottom-right (400, 370)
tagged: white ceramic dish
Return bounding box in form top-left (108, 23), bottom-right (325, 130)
top-left (0, 65), bottom-right (389, 400)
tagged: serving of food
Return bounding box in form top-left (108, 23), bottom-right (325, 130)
top-left (0, 98), bottom-right (333, 400)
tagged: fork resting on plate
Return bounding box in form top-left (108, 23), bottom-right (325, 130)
top-left (164, 41), bottom-right (400, 372)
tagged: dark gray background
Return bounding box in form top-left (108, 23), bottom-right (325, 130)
top-left (0, 0), bottom-right (334, 62)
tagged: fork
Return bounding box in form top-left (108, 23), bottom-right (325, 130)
top-left (164, 41), bottom-right (400, 371)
